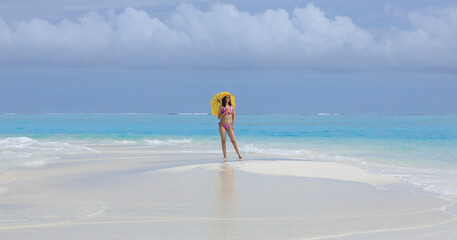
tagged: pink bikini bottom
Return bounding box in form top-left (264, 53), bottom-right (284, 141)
top-left (219, 122), bottom-right (231, 130)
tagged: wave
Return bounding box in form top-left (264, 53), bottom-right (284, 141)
top-left (0, 137), bottom-right (95, 168)
top-left (113, 140), bottom-right (138, 144)
top-left (240, 144), bottom-right (355, 162)
top-left (0, 113), bottom-right (211, 116)
top-left (145, 139), bottom-right (192, 145)
top-left (317, 113), bottom-right (340, 116)
top-left (100, 138), bottom-right (194, 146)
top-left (0, 137), bottom-right (94, 152)
top-left (176, 113), bottom-right (209, 115)
top-left (361, 163), bottom-right (457, 200)
top-left (241, 144), bottom-right (310, 157)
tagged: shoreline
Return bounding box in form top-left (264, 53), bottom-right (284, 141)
top-left (0, 143), bottom-right (456, 239)
top-left (3, 135), bottom-right (456, 201)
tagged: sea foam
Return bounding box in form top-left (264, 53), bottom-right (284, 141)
top-left (240, 143), bottom-right (457, 200)
top-left (0, 137), bottom-right (95, 168)
top-left (0, 137), bottom-right (94, 152)
top-left (145, 139), bottom-right (192, 145)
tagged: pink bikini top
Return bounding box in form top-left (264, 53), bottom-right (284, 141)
top-left (221, 107), bottom-right (232, 115)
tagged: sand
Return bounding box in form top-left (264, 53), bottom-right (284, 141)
top-left (0, 143), bottom-right (456, 239)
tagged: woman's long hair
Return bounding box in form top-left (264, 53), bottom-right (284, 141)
top-left (221, 96), bottom-right (232, 107)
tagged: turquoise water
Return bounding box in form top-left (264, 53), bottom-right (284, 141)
top-left (1, 114), bottom-right (457, 198)
top-left (2, 114), bottom-right (456, 140)
top-left (1, 114), bottom-right (456, 165)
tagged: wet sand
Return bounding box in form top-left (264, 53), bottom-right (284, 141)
top-left (0, 144), bottom-right (456, 239)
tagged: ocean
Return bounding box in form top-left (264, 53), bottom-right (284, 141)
top-left (1, 113), bottom-right (457, 199)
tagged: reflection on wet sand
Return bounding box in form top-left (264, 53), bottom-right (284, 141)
top-left (212, 163), bottom-right (238, 239)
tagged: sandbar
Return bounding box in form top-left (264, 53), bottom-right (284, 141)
top-left (0, 144), bottom-right (456, 239)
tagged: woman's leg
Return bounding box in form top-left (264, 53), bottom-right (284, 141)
top-left (219, 124), bottom-right (227, 160)
top-left (227, 127), bottom-right (242, 159)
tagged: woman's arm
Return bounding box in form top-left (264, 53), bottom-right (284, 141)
top-left (218, 106), bottom-right (225, 120)
top-left (232, 107), bottom-right (235, 127)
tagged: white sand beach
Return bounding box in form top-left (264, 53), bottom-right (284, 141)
top-left (0, 143), bottom-right (456, 239)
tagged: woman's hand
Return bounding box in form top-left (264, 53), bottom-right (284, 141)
top-left (218, 108), bottom-right (226, 119)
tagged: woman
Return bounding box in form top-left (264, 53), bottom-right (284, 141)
top-left (218, 95), bottom-right (242, 160)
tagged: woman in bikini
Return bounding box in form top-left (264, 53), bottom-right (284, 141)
top-left (218, 95), bottom-right (242, 160)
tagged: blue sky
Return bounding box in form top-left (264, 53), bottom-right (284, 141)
top-left (0, 0), bottom-right (456, 114)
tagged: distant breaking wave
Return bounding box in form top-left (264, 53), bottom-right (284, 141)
top-left (317, 113), bottom-right (340, 116)
top-left (145, 139), bottom-right (192, 145)
top-left (0, 113), bottom-right (211, 116)
top-left (112, 139), bottom-right (193, 145)
top-left (176, 113), bottom-right (209, 115)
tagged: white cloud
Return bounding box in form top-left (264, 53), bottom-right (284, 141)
top-left (0, 3), bottom-right (456, 70)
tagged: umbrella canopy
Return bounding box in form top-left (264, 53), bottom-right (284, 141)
top-left (210, 92), bottom-right (236, 117)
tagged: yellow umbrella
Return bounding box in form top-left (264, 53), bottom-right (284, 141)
top-left (211, 92), bottom-right (236, 117)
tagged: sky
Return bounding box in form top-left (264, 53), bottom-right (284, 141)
top-left (0, 0), bottom-right (456, 114)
